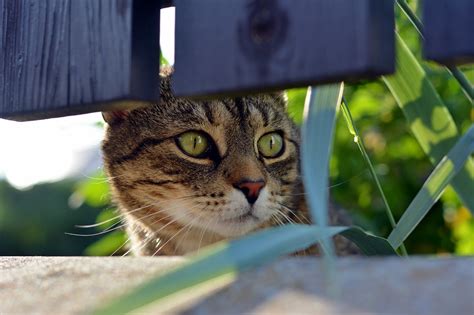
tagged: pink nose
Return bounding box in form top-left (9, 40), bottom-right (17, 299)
top-left (234, 179), bottom-right (265, 204)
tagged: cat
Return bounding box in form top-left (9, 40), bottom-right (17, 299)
top-left (102, 66), bottom-right (357, 256)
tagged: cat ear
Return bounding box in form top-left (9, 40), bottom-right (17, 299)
top-left (102, 110), bottom-right (130, 125)
top-left (269, 91), bottom-right (288, 108)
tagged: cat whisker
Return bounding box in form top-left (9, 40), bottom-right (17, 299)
top-left (171, 207), bottom-right (213, 255)
top-left (172, 220), bottom-right (196, 255)
top-left (275, 208), bottom-right (297, 225)
top-left (109, 218), bottom-right (149, 256)
top-left (197, 215), bottom-right (217, 254)
top-left (271, 211), bottom-right (286, 227)
top-left (74, 203), bottom-right (156, 229)
top-left (75, 194), bottom-right (198, 229)
top-left (109, 219), bottom-right (152, 256)
top-left (277, 202), bottom-right (311, 224)
top-left (278, 192), bottom-right (307, 197)
top-left (150, 204), bottom-right (215, 256)
top-left (292, 169), bottom-right (369, 189)
top-left (102, 206), bottom-right (184, 244)
top-left (65, 219), bottom-right (126, 237)
top-left (79, 172), bottom-right (128, 183)
top-left (121, 217), bottom-right (166, 257)
top-left (153, 221), bottom-right (193, 257)
top-left (123, 204), bottom-right (203, 256)
top-left (134, 213), bottom-right (191, 256)
top-left (273, 208), bottom-right (297, 225)
top-left (109, 235), bottom-right (131, 256)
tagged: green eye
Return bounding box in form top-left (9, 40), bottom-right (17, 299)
top-left (177, 131), bottom-right (210, 157)
top-left (257, 132), bottom-right (284, 158)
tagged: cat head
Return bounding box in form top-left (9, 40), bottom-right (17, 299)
top-left (102, 67), bottom-right (300, 238)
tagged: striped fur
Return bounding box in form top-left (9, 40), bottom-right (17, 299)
top-left (102, 67), bottom-right (357, 256)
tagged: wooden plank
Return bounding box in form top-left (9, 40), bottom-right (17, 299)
top-left (173, 0), bottom-right (394, 98)
top-left (0, 0), bottom-right (160, 121)
top-left (423, 0), bottom-right (474, 65)
top-left (161, 0), bottom-right (174, 8)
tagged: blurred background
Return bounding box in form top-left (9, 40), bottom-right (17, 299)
top-left (1, 3), bottom-right (472, 256)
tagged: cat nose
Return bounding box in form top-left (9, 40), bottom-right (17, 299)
top-left (234, 179), bottom-right (265, 204)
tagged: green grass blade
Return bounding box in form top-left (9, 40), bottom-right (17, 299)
top-left (383, 33), bottom-right (474, 213)
top-left (447, 66), bottom-right (473, 104)
top-left (301, 83), bottom-right (343, 295)
top-left (388, 126), bottom-right (474, 249)
top-left (302, 84), bottom-right (344, 252)
top-left (340, 227), bottom-right (398, 256)
top-left (340, 98), bottom-right (408, 256)
top-left (95, 224), bottom-right (396, 314)
top-left (396, 0), bottom-right (423, 35)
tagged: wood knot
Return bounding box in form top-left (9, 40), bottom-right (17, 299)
top-left (238, 0), bottom-right (288, 76)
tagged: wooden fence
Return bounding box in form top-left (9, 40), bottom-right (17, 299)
top-left (0, 0), bottom-right (472, 121)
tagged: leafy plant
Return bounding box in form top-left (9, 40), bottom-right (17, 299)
top-left (388, 126), bottom-right (474, 249)
top-left (383, 33), bottom-right (474, 213)
top-left (94, 1), bottom-right (473, 313)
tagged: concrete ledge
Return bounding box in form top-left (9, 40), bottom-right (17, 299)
top-left (0, 256), bottom-right (473, 314)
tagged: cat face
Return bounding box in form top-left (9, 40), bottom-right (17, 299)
top-left (102, 71), bottom-right (300, 240)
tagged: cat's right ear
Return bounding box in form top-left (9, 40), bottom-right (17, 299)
top-left (102, 110), bottom-right (130, 125)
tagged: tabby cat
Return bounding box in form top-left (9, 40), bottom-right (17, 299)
top-left (102, 67), bottom-right (356, 256)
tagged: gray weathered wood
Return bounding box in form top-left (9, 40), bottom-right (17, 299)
top-left (1, 257), bottom-right (473, 314)
top-left (423, 0), bottom-right (474, 65)
top-left (173, 0), bottom-right (394, 98)
top-left (0, 0), bottom-right (161, 121)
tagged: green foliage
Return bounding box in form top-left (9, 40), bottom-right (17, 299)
top-left (388, 126), bottom-right (474, 248)
top-left (324, 5), bottom-right (473, 253)
top-left (75, 173), bottom-right (110, 208)
top-left (75, 173), bottom-right (127, 256)
top-left (286, 88), bottom-right (306, 124)
top-left (1, 4), bottom-right (473, 314)
top-left (340, 99), bottom-right (408, 256)
top-left (84, 230), bottom-right (127, 256)
top-left (0, 180), bottom-right (100, 255)
top-left (383, 34), bottom-right (474, 213)
top-left (0, 1), bottom-right (471, 312)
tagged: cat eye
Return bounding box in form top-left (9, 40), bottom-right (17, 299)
top-left (257, 132), bottom-right (284, 158)
top-left (176, 131), bottom-right (211, 158)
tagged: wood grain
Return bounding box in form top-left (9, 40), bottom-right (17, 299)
top-left (0, 0), bottom-right (160, 121)
top-left (423, 0), bottom-right (474, 65)
top-left (173, 0), bottom-right (395, 98)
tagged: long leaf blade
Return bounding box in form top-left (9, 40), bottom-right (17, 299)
top-left (340, 227), bottom-right (397, 256)
top-left (388, 126), bottom-right (474, 248)
top-left (302, 84), bottom-right (344, 250)
top-left (382, 33), bottom-right (474, 213)
top-left (95, 224), bottom-right (396, 315)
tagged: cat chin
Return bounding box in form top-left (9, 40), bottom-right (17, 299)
top-left (209, 223), bottom-right (259, 238)
top-left (204, 208), bottom-right (274, 238)
top-left (211, 218), bottom-right (262, 237)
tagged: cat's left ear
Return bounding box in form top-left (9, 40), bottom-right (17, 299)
top-left (102, 110), bottom-right (130, 125)
top-left (269, 91), bottom-right (288, 109)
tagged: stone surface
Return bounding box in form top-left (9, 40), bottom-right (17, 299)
top-left (0, 256), bottom-right (473, 314)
